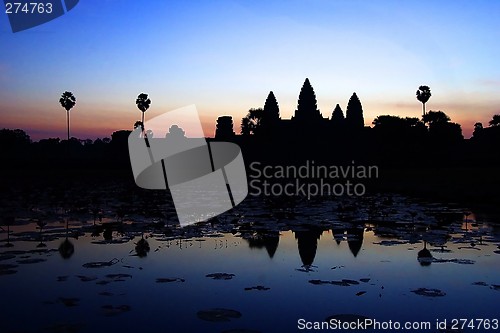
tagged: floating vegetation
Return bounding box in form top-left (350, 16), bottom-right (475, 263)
top-left (156, 278), bottom-right (185, 283)
top-left (1, 192), bottom-right (499, 331)
top-left (244, 285), bottom-right (270, 291)
top-left (16, 258), bottom-right (46, 264)
top-left (433, 258), bottom-right (475, 265)
top-left (342, 279), bottom-right (360, 285)
top-left (91, 239), bottom-right (131, 245)
top-left (76, 275), bottom-right (98, 282)
top-left (105, 273), bottom-right (132, 280)
top-left (309, 279), bottom-right (333, 285)
top-left (197, 308), bottom-right (242, 322)
top-left (373, 240), bottom-right (407, 246)
top-left (206, 273), bottom-right (235, 280)
top-left (82, 258), bottom-right (120, 268)
top-left (472, 281), bottom-right (489, 286)
top-left (309, 279), bottom-right (360, 287)
top-left (411, 288), bottom-right (446, 297)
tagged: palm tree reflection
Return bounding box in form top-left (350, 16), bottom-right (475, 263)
top-left (135, 234), bottom-right (150, 258)
top-left (2, 215), bottom-right (15, 247)
top-left (59, 217), bottom-right (74, 259)
top-left (35, 217), bottom-right (47, 248)
top-left (417, 241), bottom-right (433, 266)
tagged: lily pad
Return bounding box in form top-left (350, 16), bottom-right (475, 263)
top-left (373, 240), bottom-right (406, 246)
top-left (17, 258), bottom-right (46, 264)
top-left (472, 281), bottom-right (489, 286)
top-left (156, 278), bottom-right (185, 283)
top-left (331, 280), bottom-right (352, 286)
top-left (76, 275), bottom-right (98, 282)
top-left (206, 273), bottom-right (235, 280)
top-left (309, 279), bottom-right (332, 285)
top-left (433, 259), bottom-right (475, 265)
top-left (411, 288), bottom-right (446, 297)
top-left (244, 285), bottom-right (270, 291)
top-left (82, 258), bottom-right (119, 268)
top-left (105, 273), bottom-right (132, 280)
top-left (197, 308), bottom-right (242, 322)
top-left (342, 279), bottom-right (360, 285)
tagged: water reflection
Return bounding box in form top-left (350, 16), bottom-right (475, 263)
top-left (294, 228), bottom-right (322, 270)
top-left (135, 235), bottom-right (150, 257)
top-left (58, 218), bottom-right (75, 259)
top-left (1, 192), bottom-right (500, 333)
top-left (417, 241), bottom-right (433, 266)
top-left (244, 230), bottom-right (280, 258)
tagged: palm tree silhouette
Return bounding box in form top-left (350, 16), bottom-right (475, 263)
top-left (59, 218), bottom-right (74, 259)
top-left (59, 91), bottom-right (76, 142)
top-left (3, 216), bottom-right (15, 247)
top-left (416, 85), bottom-right (431, 118)
top-left (136, 93), bottom-right (151, 136)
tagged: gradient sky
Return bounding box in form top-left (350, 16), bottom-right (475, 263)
top-left (1, 0), bottom-right (499, 140)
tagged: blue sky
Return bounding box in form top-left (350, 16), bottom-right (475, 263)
top-left (1, 0), bottom-right (499, 139)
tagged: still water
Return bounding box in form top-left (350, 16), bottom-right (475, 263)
top-left (1, 194), bottom-right (499, 333)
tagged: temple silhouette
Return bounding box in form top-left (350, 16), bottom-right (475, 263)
top-left (214, 78), bottom-right (372, 163)
top-left (215, 78), bottom-right (366, 142)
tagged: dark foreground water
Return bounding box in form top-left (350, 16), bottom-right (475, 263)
top-left (1, 193), bottom-right (499, 333)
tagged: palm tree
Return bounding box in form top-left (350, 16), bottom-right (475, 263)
top-left (133, 120), bottom-right (143, 130)
top-left (136, 93), bottom-right (151, 136)
top-left (59, 91), bottom-right (76, 142)
top-left (416, 85), bottom-right (431, 118)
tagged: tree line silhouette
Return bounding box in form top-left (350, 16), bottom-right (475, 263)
top-left (1, 80), bottom-right (500, 205)
top-left (213, 78), bottom-right (499, 168)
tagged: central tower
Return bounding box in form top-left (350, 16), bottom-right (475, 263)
top-left (293, 78), bottom-right (323, 122)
